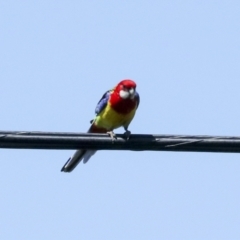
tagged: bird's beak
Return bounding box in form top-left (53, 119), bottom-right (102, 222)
top-left (119, 88), bottom-right (135, 99)
top-left (129, 88), bottom-right (135, 98)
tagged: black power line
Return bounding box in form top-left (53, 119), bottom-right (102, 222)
top-left (0, 130), bottom-right (240, 153)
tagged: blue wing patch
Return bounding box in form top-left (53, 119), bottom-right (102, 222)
top-left (135, 91), bottom-right (140, 108)
top-left (95, 90), bottom-right (111, 115)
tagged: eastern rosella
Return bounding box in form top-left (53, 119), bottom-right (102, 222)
top-left (61, 79), bottom-right (140, 172)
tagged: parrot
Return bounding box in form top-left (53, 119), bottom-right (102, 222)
top-left (61, 79), bottom-right (140, 172)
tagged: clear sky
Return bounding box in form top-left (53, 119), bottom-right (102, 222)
top-left (1, 1), bottom-right (240, 239)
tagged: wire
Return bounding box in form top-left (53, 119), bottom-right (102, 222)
top-left (0, 130), bottom-right (240, 153)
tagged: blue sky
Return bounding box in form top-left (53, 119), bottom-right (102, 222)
top-left (1, 1), bottom-right (240, 239)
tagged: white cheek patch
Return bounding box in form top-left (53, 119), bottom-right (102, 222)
top-left (119, 90), bottom-right (130, 99)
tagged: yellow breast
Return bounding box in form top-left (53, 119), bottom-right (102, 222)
top-left (94, 103), bottom-right (136, 130)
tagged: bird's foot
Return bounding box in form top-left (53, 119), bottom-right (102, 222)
top-left (107, 131), bottom-right (117, 142)
top-left (124, 130), bottom-right (131, 140)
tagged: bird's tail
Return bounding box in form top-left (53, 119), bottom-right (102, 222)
top-left (61, 123), bottom-right (106, 172)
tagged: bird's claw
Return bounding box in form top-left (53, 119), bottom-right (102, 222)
top-left (107, 131), bottom-right (117, 143)
top-left (124, 130), bottom-right (131, 140)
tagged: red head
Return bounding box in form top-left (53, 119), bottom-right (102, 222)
top-left (114, 79), bottom-right (137, 99)
top-left (110, 79), bottom-right (138, 114)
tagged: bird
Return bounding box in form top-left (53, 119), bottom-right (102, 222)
top-left (61, 79), bottom-right (140, 172)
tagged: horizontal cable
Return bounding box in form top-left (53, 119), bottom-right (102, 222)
top-left (0, 130), bottom-right (240, 153)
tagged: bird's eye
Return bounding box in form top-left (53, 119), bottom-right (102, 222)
top-left (122, 84), bottom-right (127, 90)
